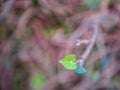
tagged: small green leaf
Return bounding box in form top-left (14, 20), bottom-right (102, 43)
top-left (30, 74), bottom-right (45, 88)
top-left (59, 54), bottom-right (78, 70)
top-left (59, 54), bottom-right (76, 62)
top-left (74, 66), bottom-right (87, 74)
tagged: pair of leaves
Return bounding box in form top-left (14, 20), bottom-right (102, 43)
top-left (59, 54), bottom-right (86, 74)
top-left (59, 54), bottom-right (77, 70)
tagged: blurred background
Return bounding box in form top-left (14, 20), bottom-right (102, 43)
top-left (0, 0), bottom-right (120, 90)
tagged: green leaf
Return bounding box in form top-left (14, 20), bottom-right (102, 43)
top-left (30, 74), bottom-right (45, 88)
top-left (59, 54), bottom-right (78, 70)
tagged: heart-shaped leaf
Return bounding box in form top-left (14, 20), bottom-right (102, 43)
top-left (59, 54), bottom-right (78, 70)
top-left (74, 66), bottom-right (87, 74)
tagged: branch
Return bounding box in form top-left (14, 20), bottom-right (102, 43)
top-left (76, 21), bottom-right (99, 66)
top-left (65, 21), bottom-right (91, 54)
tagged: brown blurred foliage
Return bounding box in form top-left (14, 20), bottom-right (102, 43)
top-left (0, 0), bottom-right (120, 90)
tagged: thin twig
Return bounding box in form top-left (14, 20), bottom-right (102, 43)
top-left (65, 21), bottom-right (91, 54)
top-left (76, 22), bottom-right (99, 66)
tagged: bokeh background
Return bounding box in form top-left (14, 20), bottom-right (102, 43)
top-left (0, 0), bottom-right (120, 90)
